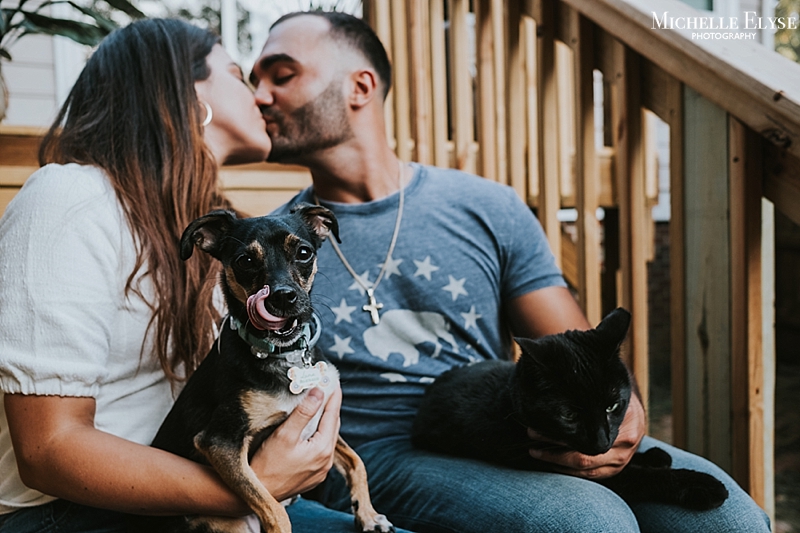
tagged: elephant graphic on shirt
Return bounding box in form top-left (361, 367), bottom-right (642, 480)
top-left (363, 309), bottom-right (459, 367)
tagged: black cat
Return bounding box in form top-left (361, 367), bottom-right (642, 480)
top-left (411, 308), bottom-right (728, 511)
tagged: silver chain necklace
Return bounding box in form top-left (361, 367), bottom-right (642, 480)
top-left (314, 160), bottom-right (405, 325)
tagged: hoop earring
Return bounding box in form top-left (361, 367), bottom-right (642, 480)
top-left (201, 101), bottom-right (213, 127)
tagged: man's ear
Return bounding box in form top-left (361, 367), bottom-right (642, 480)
top-left (180, 210), bottom-right (237, 260)
top-left (291, 202), bottom-right (341, 244)
top-left (349, 68), bottom-right (379, 109)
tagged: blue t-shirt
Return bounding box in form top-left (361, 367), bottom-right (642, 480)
top-left (275, 164), bottom-right (566, 446)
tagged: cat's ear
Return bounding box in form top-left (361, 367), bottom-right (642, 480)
top-left (514, 337), bottom-right (546, 366)
top-left (594, 307), bottom-right (632, 352)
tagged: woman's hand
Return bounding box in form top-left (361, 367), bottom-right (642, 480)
top-left (527, 394), bottom-right (646, 480)
top-left (251, 385), bottom-right (341, 501)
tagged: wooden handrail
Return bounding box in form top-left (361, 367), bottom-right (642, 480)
top-left (528, 0), bottom-right (800, 160)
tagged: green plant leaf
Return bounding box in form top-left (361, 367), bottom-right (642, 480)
top-left (1, 7), bottom-right (23, 38)
top-left (63, 1), bottom-right (119, 33)
top-left (2, 0), bottom-right (33, 34)
top-left (102, 0), bottom-right (146, 20)
top-left (0, 48), bottom-right (11, 61)
top-left (20, 11), bottom-right (107, 46)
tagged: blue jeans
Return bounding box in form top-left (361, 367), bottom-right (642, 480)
top-left (315, 436), bottom-right (772, 533)
top-left (0, 499), bottom-right (129, 533)
top-left (0, 497), bottom-right (414, 533)
top-left (287, 497), bottom-right (413, 532)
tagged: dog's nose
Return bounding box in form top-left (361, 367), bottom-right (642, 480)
top-left (270, 287), bottom-right (298, 309)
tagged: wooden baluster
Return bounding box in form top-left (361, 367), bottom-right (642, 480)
top-left (363, 0), bottom-right (396, 153)
top-left (529, 0), bottom-right (562, 266)
top-left (609, 40), bottom-right (649, 409)
top-left (476, 0), bottom-right (497, 181)
top-left (507, 0), bottom-right (526, 198)
top-left (447, 0), bottom-right (475, 173)
top-left (729, 118), bottom-right (769, 509)
top-left (408, 0), bottom-right (433, 165)
top-left (427, 0), bottom-right (449, 169)
top-left (568, 8), bottom-right (602, 325)
top-left (390, 0), bottom-right (412, 163)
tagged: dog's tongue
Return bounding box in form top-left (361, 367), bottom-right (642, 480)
top-left (246, 286), bottom-right (288, 331)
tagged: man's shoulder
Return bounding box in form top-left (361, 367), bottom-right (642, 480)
top-left (416, 164), bottom-right (521, 207)
top-left (420, 164), bottom-right (501, 187)
top-left (271, 187), bottom-right (314, 215)
top-left (271, 165), bottom-right (521, 214)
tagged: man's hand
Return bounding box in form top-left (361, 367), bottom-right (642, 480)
top-left (527, 394), bottom-right (646, 480)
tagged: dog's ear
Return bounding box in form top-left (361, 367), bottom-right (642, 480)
top-left (180, 210), bottom-right (237, 260)
top-left (291, 202), bottom-right (341, 244)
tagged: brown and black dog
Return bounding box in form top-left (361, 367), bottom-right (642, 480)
top-left (149, 204), bottom-right (393, 533)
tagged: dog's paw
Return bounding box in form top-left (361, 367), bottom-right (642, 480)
top-left (355, 513), bottom-right (395, 532)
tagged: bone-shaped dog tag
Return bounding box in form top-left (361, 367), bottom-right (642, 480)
top-left (288, 361), bottom-right (330, 395)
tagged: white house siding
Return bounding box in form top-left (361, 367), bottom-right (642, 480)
top-left (3, 34), bottom-right (58, 127)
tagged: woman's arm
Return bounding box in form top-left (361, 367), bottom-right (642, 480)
top-left (506, 286), bottom-right (646, 480)
top-left (4, 386), bottom-right (340, 515)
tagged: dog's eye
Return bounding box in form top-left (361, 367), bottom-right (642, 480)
top-left (295, 245), bottom-right (314, 263)
top-left (606, 402), bottom-right (621, 415)
top-left (235, 254), bottom-right (255, 269)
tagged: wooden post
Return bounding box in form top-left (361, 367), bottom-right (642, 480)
top-left (658, 73), bottom-right (687, 450)
top-left (683, 86), bottom-right (732, 473)
top-left (729, 118), bottom-right (766, 506)
top-left (641, 61), bottom-right (689, 448)
top-left (764, 144), bottom-right (800, 228)
top-left (761, 193), bottom-right (776, 520)
top-left (609, 41), bottom-right (649, 408)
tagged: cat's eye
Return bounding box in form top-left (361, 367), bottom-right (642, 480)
top-left (606, 402), bottom-right (620, 414)
top-left (561, 411), bottom-right (578, 423)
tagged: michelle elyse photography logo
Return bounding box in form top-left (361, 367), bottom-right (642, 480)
top-left (652, 11), bottom-right (799, 40)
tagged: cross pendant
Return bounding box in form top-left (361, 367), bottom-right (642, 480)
top-left (363, 288), bottom-right (384, 325)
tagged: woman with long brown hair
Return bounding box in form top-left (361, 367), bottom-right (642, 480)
top-left (0, 18), bottom-right (352, 532)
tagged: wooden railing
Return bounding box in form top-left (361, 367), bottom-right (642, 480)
top-left (362, 0), bottom-right (799, 514)
top-left (0, 125), bottom-right (312, 218)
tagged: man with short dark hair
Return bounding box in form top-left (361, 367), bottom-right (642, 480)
top-left (253, 11), bottom-right (771, 533)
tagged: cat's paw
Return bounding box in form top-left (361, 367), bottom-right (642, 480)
top-left (673, 470), bottom-right (729, 510)
top-left (635, 447), bottom-right (672, 468)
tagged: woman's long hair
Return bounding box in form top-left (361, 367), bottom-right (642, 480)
top-left (39, 19), bottom-right (228, 382)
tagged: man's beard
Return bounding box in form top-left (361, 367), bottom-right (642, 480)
top-left (265, 79), bottom-right (354, 163)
